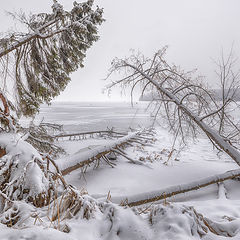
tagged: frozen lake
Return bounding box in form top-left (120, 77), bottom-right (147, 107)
top-left (37, 101), bottom-right (153, 133)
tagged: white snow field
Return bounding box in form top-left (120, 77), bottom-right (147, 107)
top-left (4, 101), bottom-right (240, 239)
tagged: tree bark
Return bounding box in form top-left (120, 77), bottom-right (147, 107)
top-left (0, 148), bottom-right (6, 158)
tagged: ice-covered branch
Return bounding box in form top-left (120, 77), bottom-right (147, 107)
top-left (108, 49), bottom-right (240, 167)
top-left (125, 62), bottom-right (240, 166)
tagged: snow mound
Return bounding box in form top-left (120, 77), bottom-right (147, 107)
top-left (149, 204), bottom-right (208, 239)
top-left (0, 133), bottom-right (51, 206)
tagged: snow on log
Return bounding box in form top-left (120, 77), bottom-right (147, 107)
top-left (110, 168), bottom-right (240, 207)
top-left (57, 131), bottom-right (148, 176)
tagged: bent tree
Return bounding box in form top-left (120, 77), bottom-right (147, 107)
top-left (0, 0), bottom-right (104, 208)
top-left (0, 0), bottom-right (104, 124)
top-left (107, 47), bottom-right (240, 204)
top-left (108, 47), bottom-right (240, 166)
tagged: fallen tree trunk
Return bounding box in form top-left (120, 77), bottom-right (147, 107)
top-left (54, 130), bottom-right (125, 141)
top-left (57, 131), bottom-right (151, 176)
top-left (110, 168), bottom-right (240, 207)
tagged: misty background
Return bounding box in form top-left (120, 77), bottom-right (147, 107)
top-left (0, 0), bottom-right (239, 102)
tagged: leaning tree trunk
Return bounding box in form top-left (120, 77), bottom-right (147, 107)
top-left (111, 168), bottom-right (240, 207)
top-left (126, 64), bottom-right (240, 167)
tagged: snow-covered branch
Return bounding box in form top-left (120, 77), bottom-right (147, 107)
top-left (107, 49), bottom-right (240, 166)
top-left (56, 131), bottom-right (152, 176)
top-left (0, 0), bottom-right (104, 117)
top-left (111, 169), bottom-right (240, 207)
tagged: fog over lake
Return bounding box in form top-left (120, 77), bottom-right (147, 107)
top-left (36, 101), bottom-right (153, 133)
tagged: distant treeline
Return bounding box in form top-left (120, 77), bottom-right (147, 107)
top-left (210, 89), bottom-right (240, 101)
top-left (140, 89), bottom-right (240, 101)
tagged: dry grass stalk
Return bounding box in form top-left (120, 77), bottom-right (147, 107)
top-left (107, 191), bottom-right (111, 201)
top-left (49, 187), bottom-right (96, 223)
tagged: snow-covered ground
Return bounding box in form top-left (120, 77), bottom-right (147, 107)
top-left (3, 101), bottom-right (240, 239)
top-left (60, 128), bottom-right (236, 198)
top-left (57, 125), bottom-right (240, 239)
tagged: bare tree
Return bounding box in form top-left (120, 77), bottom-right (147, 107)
top-left (107, 47), bottom-right (240, 166)
top-left (213, 48), bottom-right (240, 144)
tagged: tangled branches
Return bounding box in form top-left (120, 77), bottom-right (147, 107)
top-left (107, 47), bottom-right (240, 166)
top-left (22, 122), bottom-right (65, 158)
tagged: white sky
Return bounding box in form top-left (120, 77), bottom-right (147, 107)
top-left (0, 0), bottom-right (240, 102)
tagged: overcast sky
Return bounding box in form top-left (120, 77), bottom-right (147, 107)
top-left (0, 0), bottom-right (240, 102)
